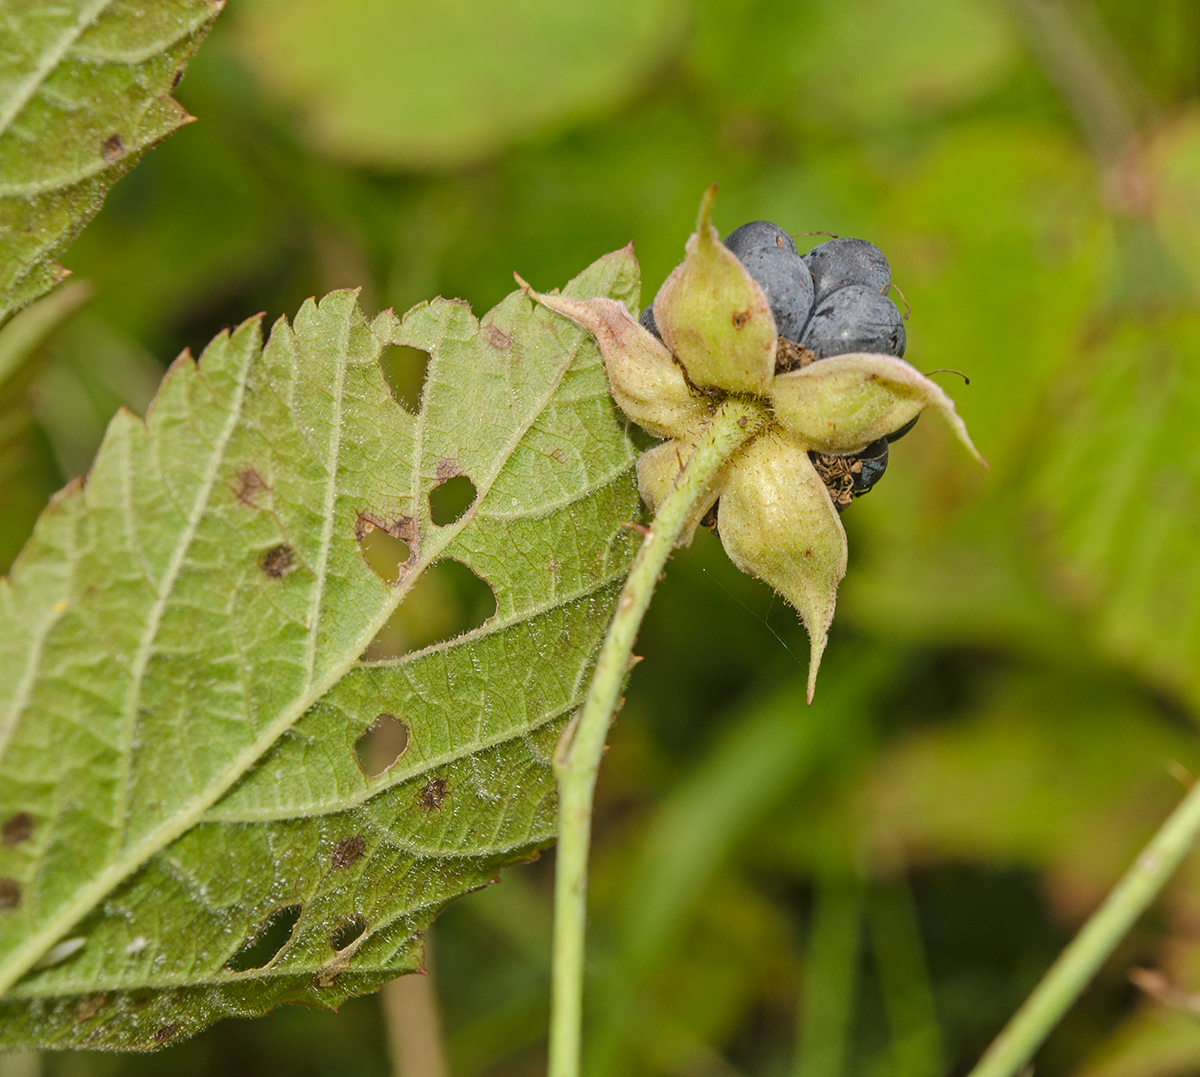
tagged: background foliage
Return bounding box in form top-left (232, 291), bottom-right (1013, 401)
top-left (3, 0), bottom-right (1200, 1074)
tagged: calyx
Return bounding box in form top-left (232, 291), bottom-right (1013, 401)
top-left (523, 187), bottom-right (985, 701)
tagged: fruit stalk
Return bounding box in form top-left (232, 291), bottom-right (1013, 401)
top-left (548, 398), bottom-right (770, 1077)
top-left (968, 774), bottom-right (1200, 1077)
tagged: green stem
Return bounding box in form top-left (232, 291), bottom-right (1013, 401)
top-left (968, 777), bottom-right (1200, 1077)
top-left (547, 399), bottom-right (768, 1077)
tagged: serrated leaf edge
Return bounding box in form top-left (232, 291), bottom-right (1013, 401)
top-left (0, 287), bottom-right (622, 995)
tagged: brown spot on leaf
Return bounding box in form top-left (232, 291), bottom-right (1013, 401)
top-left (435, 457), bottom-right (462, 482)
top-left (332, 834), bottom-right (366, 869)
top-left (260, 544), bottom-right (295, 578)
top-left (101, 134), bottom-right (124, 162)
top-left (0, 878), bottom-right (20, 909)
top-left (549, 448), bottom-right (567, 465)
top-left (153, 1023), bottom-right (181, 1044)
top-left (171, 67), bottom-right (185, 90)
top-left (234, 467), bottom-right (270, 507)
top-left (419, 778), bottom-right (448, 812)
top-left (485, 324), bottom-right (512, 350)
top-left (731, 309), bottom-right (751, 329)
top-left (2, 812), bottom-right (33, 846)
top-left (74, 994), bottom-right (106, 1023)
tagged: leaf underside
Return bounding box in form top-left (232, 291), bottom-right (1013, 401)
top-left (0, 0), bottom-right (222, 325)
top-left (0, 249), bottom-right (642, 1048)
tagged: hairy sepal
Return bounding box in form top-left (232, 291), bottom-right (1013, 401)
top-left (636, 434), bottom-right (731, 547)
top-left (527, 291), bottom-right (710, 440)
top-left (654, 186), bottom-right (777, 396)
top-left (770, 353), bottom-right (986, 464)
top-left (717, 432), bottom-right (847, 702)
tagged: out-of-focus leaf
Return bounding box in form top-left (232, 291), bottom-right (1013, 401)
top-left (1035, 315), bottom-right (1200, 710)
top-left (851, 671), bottom-right (1200, 908)
top-left (687, 0), bottom-right (1017, 131)
top-left (877, 123), bottom-right (1110, 466)
top-left (33, 312), bottom-right (164, 479)
top-left (840, 124), bottom-right (1114, 652)
top-left (1144, 106), bottom-right (1200, 301)
top-left (0, 286), bottom-right (93, 575)
top-left (0, 249), bottom-right (641, 1047)
top-left (231, 0), bottom-right (685, 170)
top-left (800, 0), bottom-right (1018, 129)
top-left (868, 878), bottom-right (945, 1077)
top-left (0, 0), bottom-right (222, 325)
top-left (1076, 1008), bottom-right (1200, 1077)
top-left (0, 281), bottom-right (92, 393)
top-left (793, 874), bottom-right (862, 1077)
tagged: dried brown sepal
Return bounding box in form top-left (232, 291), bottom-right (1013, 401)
top-left (810, 452), bottom-right (859, 509)
top-left (774, 338), bottom-right (816, 374)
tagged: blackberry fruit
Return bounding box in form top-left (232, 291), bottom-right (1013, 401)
top-left (737, 244), bottom-right (814, 343)
top-left (724, 220), bottom-right (798, 258)
top-left (803, 237), bottom-right (891, 305)
top-left (802, 284), bottom-right (905, 359)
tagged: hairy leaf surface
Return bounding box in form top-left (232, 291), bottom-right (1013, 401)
top-left (0, 0), bottom-right (221, 324)
top-left (0, 249), bottom-right (641, 1047)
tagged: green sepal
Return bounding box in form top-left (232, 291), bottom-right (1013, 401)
top-left (653, 186), bottom-right (777, 396)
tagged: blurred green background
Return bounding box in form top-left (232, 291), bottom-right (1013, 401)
top-left (5, 0), bottom-right (1200, 1074)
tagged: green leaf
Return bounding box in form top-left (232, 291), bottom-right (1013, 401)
top-left (0, 0), bottom-right (221, 325)
top-left (1035, 315), bottom-right (1200, 710)
top-left (0, 248), bottom-right (642, 1048)
top-left (232, 0), bottom-right (685, 170)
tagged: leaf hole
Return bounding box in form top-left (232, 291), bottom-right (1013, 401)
top-left (360, 526), bottom-right (411, 585)
top-left (226, 905), bottom-right (302, 972)
top-left (429, 474), bottom-right (477, 526)
top-left (381, 345), bottom-right (429, 413)
top-left (331, 915), bottom-right (367, 953)
top-left (355, 714), bottom-right (409, 778)
top-left (362, 559), bottom-right (496, 660)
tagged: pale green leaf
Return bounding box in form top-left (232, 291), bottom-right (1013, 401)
top-left (0, 0), bottom-right (221, 324)
top-left (0, 248), bottom-right (642, 1048)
